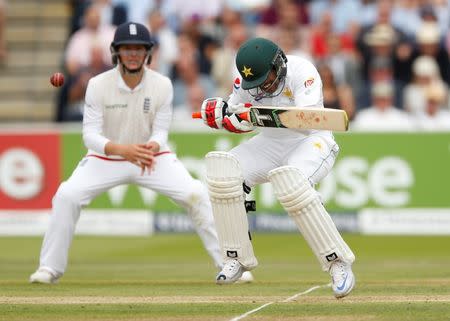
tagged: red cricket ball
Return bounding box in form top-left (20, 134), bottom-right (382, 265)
top-left (50, 72), bottom-right (64, 87)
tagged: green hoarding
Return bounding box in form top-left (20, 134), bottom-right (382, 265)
top-left (62, 131), bottom-right (450, 211)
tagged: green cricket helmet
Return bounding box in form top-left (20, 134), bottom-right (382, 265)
top-left (236, 38), bottom-right (287, 97)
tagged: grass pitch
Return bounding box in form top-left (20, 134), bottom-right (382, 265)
top-left (0, 233), bottom-right (449, 321)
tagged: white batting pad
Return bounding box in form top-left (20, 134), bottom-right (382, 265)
top-left (269, 166), bottom-right (355, 271)
top-left (206, 152), bottom-right (257, 269)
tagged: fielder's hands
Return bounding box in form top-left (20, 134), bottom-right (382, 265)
top-left (144, 141), bottom-right (160, 153)
top-left (105, 142), bottom-right (155, 175)
top-left (222, 103), bottom-right (255, 133)
top-left (140, 141), bottom-right (160, 175)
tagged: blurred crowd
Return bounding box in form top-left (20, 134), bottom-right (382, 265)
top-left (54, 0), bottom-right (450, 131)
top-left (0, 0), bottom-right (6, 64)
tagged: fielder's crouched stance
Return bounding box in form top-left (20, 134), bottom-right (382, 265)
top-left (200, 37), bottom-right (355, 298)
top-left (29, 22), bottom-right (227, 284)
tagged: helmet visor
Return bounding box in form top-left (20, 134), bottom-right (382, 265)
top-left (248, 75), bottom-right (286, 100)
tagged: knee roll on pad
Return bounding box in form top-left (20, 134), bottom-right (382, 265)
top-left (269, 166), bottom-right (355, 271)
top-left (206, 152), bottom-right (257, 269)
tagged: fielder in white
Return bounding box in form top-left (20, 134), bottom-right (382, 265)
top-left (200, 37), bottom-right (356, 298)
top-left (29, 22), bottom-right (247, 284)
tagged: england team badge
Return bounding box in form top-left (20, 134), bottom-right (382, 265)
top-left (143, 97), bottom-right (151, 113)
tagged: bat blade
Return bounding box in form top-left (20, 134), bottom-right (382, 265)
top-left (247, 106), bottom-right (348, 131)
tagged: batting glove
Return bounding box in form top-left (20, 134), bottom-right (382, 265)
top-left (200, 97), bottom-right (227, 129)
top-left (222, 103), bottom-right (255, 133)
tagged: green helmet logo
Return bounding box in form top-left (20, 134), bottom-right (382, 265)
top-left (236, 38), bottom-right (280, 90)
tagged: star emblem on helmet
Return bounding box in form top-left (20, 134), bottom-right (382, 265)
top-left (241, 66), bottom-right (254, 78)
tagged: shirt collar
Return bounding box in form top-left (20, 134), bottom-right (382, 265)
top-left (116, 66), bottom-right (147, 93)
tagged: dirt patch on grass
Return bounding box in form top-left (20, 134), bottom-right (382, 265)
top-left (296, 295), bottom-right (450, 304)
top-left (96, 318), bottom-right (375, 321)
top-left (57, 318), bottom-right (226, 321)
top-left (368, 279), bottom-right (450, 286)
top-left (254, 317), bottom-right (377, 321)
top-left (0, 296), bottom-right (281, 304)
top-left (1, 295), bottom-right (449, 305)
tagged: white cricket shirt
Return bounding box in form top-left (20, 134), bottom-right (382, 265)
top-left (82, 66), bottom-right (173, 157)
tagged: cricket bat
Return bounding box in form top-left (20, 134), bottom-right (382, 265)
top-left (192, 106), bottom-right (349, 132)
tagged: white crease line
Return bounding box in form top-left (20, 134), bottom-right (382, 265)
top-left (283, 283), bottom-right (332, 302)
top-left (229, 283), bottom-right (331, 321)
top-left (229, 301), bottom-right (274, 321)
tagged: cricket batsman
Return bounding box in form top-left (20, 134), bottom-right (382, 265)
top-left (199, 37), bottom-right (356, 298)
top-left (30, 22), bottom-right (253, 284)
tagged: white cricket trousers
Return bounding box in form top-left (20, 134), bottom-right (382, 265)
top-left (230, 133), bottom-right (339, 186)
top-left (39, 152), bottom-right (221, 276)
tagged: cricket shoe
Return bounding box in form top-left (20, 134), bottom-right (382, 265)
top-left (29, 268), bottom-right (59, 284)
top-left (216, 259), bottom-right (246, 284)
top-left (329, 260), bottom-right (355, 298)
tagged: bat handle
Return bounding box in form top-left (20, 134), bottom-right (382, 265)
top-left (192, 111), bottom-right (250, 121)
top-left (238, 112), bottom-right (249, 121)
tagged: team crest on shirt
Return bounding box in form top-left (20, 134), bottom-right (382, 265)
top-left (143, 97), bottom-right (151, 113)
top-left (283, 87), bottom-right (294, 101)
top-left (304, 77), bottom-right (315, 88)
top-left (313, 141), bottom-right (323, 150)
top-left (233, 77), bottom-right (241, 91)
